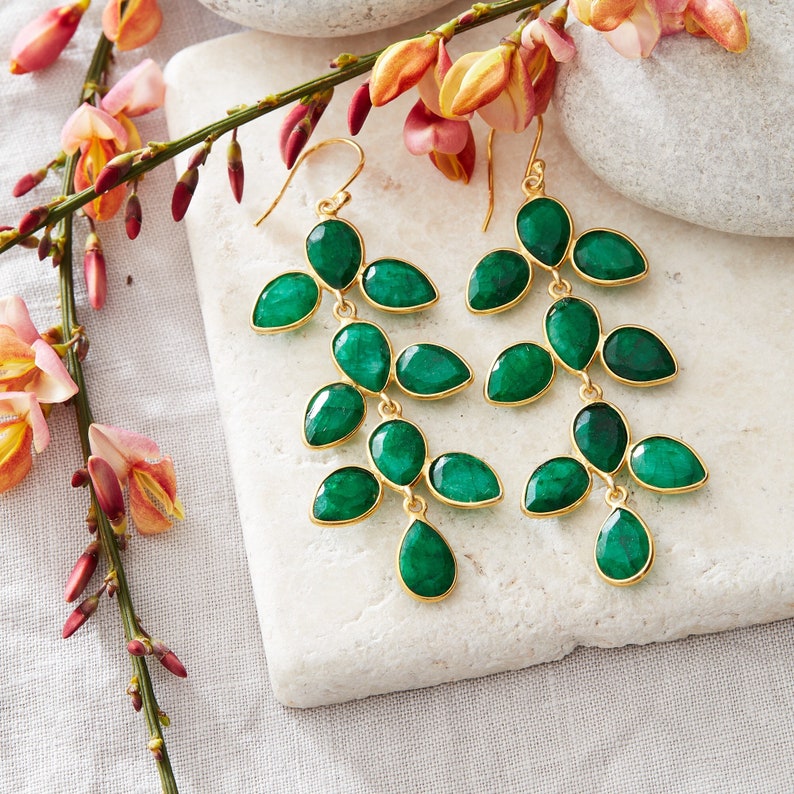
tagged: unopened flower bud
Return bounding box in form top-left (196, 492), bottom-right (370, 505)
top-left (158, 709), bottom-right (170, 727)
top-left (75, 334), bottom-right (89, 362)
top-left (347, 81), bottom-right (372, 136)
top-left (18, 205), bottom-right (48, 236)
top-left (13, 168), bottom-right (48, 198)
top-left (127, 638), bottom-right (152, 656)
top-left (158, 650), bottom-right (188, 678)
top-left (94, 151), bottom-right (134, 195)
top-left (279, 89), bottom-right (333, 169)
top-left (148, 737), bottom-right (163, 761)
top-left (83, 232), bottom-right (107, 310)
top-left (126, 677), bottom-right (143, 712)
top-left (62, 593), bottom-right (100, 638)
top-left (227, 134), bottom-right (244, 203)
top-left (71, 467), bottom-right (89, 487)
top-left (63, 541), bottom-right (100, 602)
top-left (125, 191), bottom-right (142, 239)
top-left (18, 235), bottom-right (40, 250)
top-left (87, 456), bottom-right (125, 524)
top-left (187, 144), bottom-right (210, 171)
top-left (85, 504), bottom-right (97, 533)
top-left (171, 167), bottom-right (199, 222)
top-left (37, 230), bottom-right (52, 261)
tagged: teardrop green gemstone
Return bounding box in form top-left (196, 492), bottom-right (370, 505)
top-left (486, 342), bottom-right (555, 405)
top-left (572, 401), bottom-right (629, 474)
top-left (466, 249), bottom-right (531, 313)
top-left (305, 218), bottom-right (363, 291)
top-left (629, 435), bottom-right (708, 492)
top-left (515, 197), bottom-right (572, 268)
top-left (572, 229), bottom-right (647, 285)
top-left (602, 326), bottom-right (677, 385)
top-left (250, 271), bottom-right (320, 333)
top-left (368, 419), bottom-right (426, 487)
top-left (523, 456), bottom-right (591, 516)
top-left (360, 258), bottom-right (438, 311)
top-left (398, 519), bottom-right (456, 601)
top-left (594, 507), bottom-right (654, 585)
top-left (394, 343), bottom-right (472, 399)
top-left (427, 453), bottom-right (502, 507)
top-left (312, 466), bottom-right (382, 525)
top-left (331, 321), bottom-right (392, 394)
top-left (303, 382), bottom-right (366, 448)
top-left (544, 296), bottom-right (601, 372)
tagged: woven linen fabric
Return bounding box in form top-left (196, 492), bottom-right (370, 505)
top-left (0, 1), bottom-right (792, 792)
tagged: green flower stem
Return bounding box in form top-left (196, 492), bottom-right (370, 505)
top-left (57, 32), bottom-right (179, 794)
top-left (0, 0), bottom-right (555, 253)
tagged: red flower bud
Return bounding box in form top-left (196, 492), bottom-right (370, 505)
top-left (227, 135), bottom-right (244, 203)
top-left (87, 455), bottom-right (125, 523)
top-left (71, 468), bottom-right (89, 487)
top-left (171, 168), bottom-right (199, 222)
top-left (125, 191), bottom-right (142, 240)
top-left (83, 232), bottom-right (107, 310)
top-left (13, 168), bottom-right (47, 198)
top-left (127, 638), bottom-right (151, 656)
top-left (158, 650), bottom-right (187, 679)
top-left (126, 679), bottom-right (143, 712)
top-left (62, 593), bottom-right (100, 638)
top-left (187, 145), bottom-right (209, 171)
top-left (279, 90), bottom-right (333, 169)
top-left (63, 541), bottom-right (100, 602)
top-left (347, 82), bottom-right (373, 136)
top-left (18, 205), bottom-right (49, 236)
top-left (37, 231), bottom-right (51, 261)
top-left (94, 152), bottom-right (134, 195)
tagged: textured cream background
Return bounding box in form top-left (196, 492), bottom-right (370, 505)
top-left (165, 26), bottom-right (794, 708)
top-left (3, 2), bottom-right (793, 791)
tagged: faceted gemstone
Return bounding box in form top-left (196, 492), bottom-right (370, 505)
top-left (368, 419), bottom-right (426, 487)
top-left (523, 456), bottom-right (591, 516)
top-left (572, 229), bottom-right (647, 285)
top-left (312, 466), bottom-right (381, 524)
top-left (467, 249), bottom-right (531, 313)
top-left (594, 507), bottom-right (653, 585)
top-left (303, 382), bottom-right (366, 448)
top-left (331, 321), bottom-right (391, 394)
top-left (360, 258), bottom-right (438, 311)
top-left (427, 453), bottom-right (502, 507)
top-left (486, 342), bottom-right (555, 405)
top-left (398, 519), bottom-right (456, 600)
top-left (250, 271), bottom-right (320, 332)
top-left (544, 296), bottom-right (601, 371)
top-left (394, 344), bottom-right (472, 398)
top-left (305, 218), bottom-right (363, 290)
top-left (514, 196), bottom-right (572, 268)
top-left (572, 401), bottom-right (629, 474)
top-left (602, 326), bottom-right (677, 385)
top-left (629, 435), bottom-right (708, 492)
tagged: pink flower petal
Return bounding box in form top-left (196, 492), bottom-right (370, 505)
top-left (0, 391), bottom-right (49, 452)
top-left (476, 48), bottom-right (536, 133)
top-left (685, 0), bottom-right (749, 52)
top-left (101, 59), bottom-right (165, 118)
top-left (521, 18), bottom-right (577, 63)
top-left (0, 296), bottom-right (40, 345)
top-left (602, 1), bottom-right (662, 57)
top-left (60, 103), bottom-right (128, 156)
top-left (88, 422), bottom-right (161, 484)
top-left (403, 100), bottom-right (470, 156)
top-left (29, 339), bottom-right (78, 403)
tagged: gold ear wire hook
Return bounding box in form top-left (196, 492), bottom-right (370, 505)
top-left (481, 116), bottom-right (544, 233)
top-left (254, 137), bottom-right (366, 227)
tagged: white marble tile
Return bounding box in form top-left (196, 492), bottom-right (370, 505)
top-left (164, 20), bottom-right (794, 707)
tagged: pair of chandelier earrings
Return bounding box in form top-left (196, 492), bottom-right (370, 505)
top-left (250, 122), bottom-right (708, 603)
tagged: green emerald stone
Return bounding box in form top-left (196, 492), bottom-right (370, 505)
top-left (629, 435), bottom-right (707, 492)
top-left (251, 271), bottom-right (320, 332)
top-left (303, 382), bottom-right (365, 448)
top-left (602, 326), bottom-right (677, 385)
top-left (544, 296), bottom-right (601, 371)
top-left (572, 229), bottom-right (647, 285)
top-left (368, 419), bottom-right (426, 487)
top-left (515, 197), bottom-right (572, 268)
top-left (332, 321), bottom-right (391, 393)
top-left (523, 456), bottom-right (591, 516)
top-left (360, 258), bottom-right (437, 311)
top-left (312, 466), bottom-right (381, 524)
top-left (595, 507), bottom-right (653, 584)
top-left (305, 218), bottom-right (363, 290)
top-left (394, 344), bottom-right (472, 398)
top-left (486, 342), bottom-right (555, 405)
top-left (427, 453), bottom-right (502, 507)
top-left (398, 519), bottom-right (456, 600)
top-left (572, 401), bottom-right (629, 474)
top-left (467, 249), bottom-right (531, 313)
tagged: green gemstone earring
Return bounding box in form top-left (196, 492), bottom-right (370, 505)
top-left (251, 138), bottom-right (503, 602)
top-left (468, 119), bottom-right (708, 587)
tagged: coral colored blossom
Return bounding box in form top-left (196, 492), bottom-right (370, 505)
top-left (88, 423), bottom-right (184, 534)
top-left (0, 295), bottom-right (78, 403)
top-left (0, 392), bottom-right (49, 493)
top-left (100, 59), bottom-right (165, 118)
top-left (9, 0), bottom-right (89, 75)
top-left (102, 0), bottom-right (163, 52)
